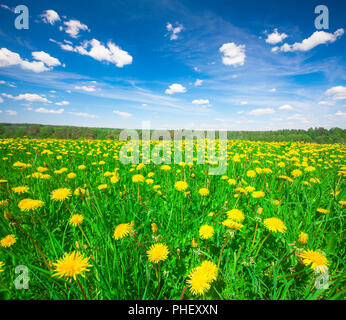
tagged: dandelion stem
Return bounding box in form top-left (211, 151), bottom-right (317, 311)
top-left (15, 223), bottom-right (50, 271)
top-left (255, 233), bottom-right (270, 257)
top-left (132, 235), bottom-right (146, 252)
top-left (179, 285), bottom-right (188, 300)
top-left (76, 277), bottom-right (87, 300)
top-left (250, 222), bottom-right (258, 249)
top-left (218, 233), bottom-right (231, 268)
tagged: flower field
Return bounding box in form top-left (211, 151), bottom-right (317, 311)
top-left (0, 138), bottom-right (345, 300)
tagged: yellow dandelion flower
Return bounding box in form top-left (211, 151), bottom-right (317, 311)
top-left (291, 169), bottom-right (302, 178)
top-left (78, 165), bottom-right (86, 170)
top-left (174, 180), bottom-right (188, 191)
top-left (151, 223), bottom-right (158, 233)
top-left (51, 188), bottom-right (72, 201)
top-left (113, 223), bottom-right (132, 240)
top-left (251, 191), bottom-right (265, 199)
top-left (257, 207), bottom-right (263, 215)
top-left (187, 267), bottom-right (210, 296)
top-left (300, 250), bottom-right (329, 273)
top-left (18, 198), bottom-right (44, 211)
top-left (147, 243), bottom-right (169, 263)
top-left (12, 186), bottom-right (29, 194)
top-left (198, 188), bottom-right (209, 196)
top-left (317, 208), bottom-right (329, 214)
top-left (298, 232), bottom-right (308, 245)
top-left (246, 170), bottom-right (256, 178)
top-left (53, 251), bottom-right (92, 280)
top-left (226, 209), bottom-right (244, 222)
top-left (98, 184), bottom-right (107, 190)
top-left (199, 225), bottom-right (214, 239)
top-left (227, 178), bottom-right (236, 185)
top-left (0, 261), bottom-right (4, 273)
top-left (263, 217), bottom-right (287, 233)
top-left (132, 174), bottom-right (144, 183)
top-left (222, 219), bottom-right (244, 230)
top-left (199, 261), bottom-right (218, 282)
top-left (69, 214), bottom-right (84, 227)
top-left (67, 172), bottom-right (76, 179)
top-left (187, 260), bottom-right (218, 296)
top-left (0, 234), bottom-right (16, 248)
top-left (191, 238), bottom-right (198, 248)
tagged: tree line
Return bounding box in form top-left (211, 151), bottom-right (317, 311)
top-left (0, 123), bottom-right (345, 144)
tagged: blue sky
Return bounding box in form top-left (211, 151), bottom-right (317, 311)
top-left (0, 0), bottom-right (345, 130)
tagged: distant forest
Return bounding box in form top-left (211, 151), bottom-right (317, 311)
top-left (0, 123), bottom-right (345, 144)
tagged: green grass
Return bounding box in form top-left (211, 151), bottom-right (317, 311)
top-left (0, 138), bottom-right (345, 300)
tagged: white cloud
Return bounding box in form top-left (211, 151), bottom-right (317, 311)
top-left (194, 79), bottom-right (203, 86)
top-left (55, 100), bottom-right (69, 106)
top-left (287, 113), bottom-right (310, 123)
top-left (240, 101), bottom-right (248, 105)
top-left (32, 51), bottom-right (61, 67)
top-left (192, 99), bottom-right (210, 105)
top-left (165, 83), bottom-right (186, 95)
top-left (166, 22), bottom-right (183, 40)
top-left (35, 107), bottom-right (64, 114)
top-left (318, 100), bottom-right (336, 106)
top-left (113, 110), bottom-right (132, 118)
top-left (248, 108), bottom-right (275, 115)
top-left (219, 42), bottom-right (246, 66)
top-left (278, 28), bottom-right (344, 52)
top-left (40, 10), bottom-right (60, 25)
top-left (325, 86), bottom-right (346, 100)
top-left (58, 38), bottom-right (132, 67)
top-left (270, 88), bottom-right (277, 92)
top-left (64, 19), bottom-right (89, 38)
top-left (0, 96), bottom-right (3, 103)
top-left (265, 29), bottom-right (288, 45)
top-left (74, 85), bottom-right (96, 92)
top-left (5, 110), bottom-right (17, 116)
top-left (2, 93), bottom-right (51, 103)
top-left (335, 111), bottom-right (346, 117)
top-left (69, 112), bottom-right (97, 118)
top-left (0, 48), bottom-right (60, 72)
top-left (279, 104), bottom-right (293, 110)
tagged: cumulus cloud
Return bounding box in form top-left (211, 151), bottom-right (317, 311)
top-left (5, 109), bottom-right (17, 116)
top-left (325, 86), bottom-right (346, 100)
top-left (277, 28), bottom-right (344, 52)
top-left (166, 22), bottom-right (183, 40)
top-left (56, 38), bottom-right (132, 67)
top-left (55, 100), bottom-right (69, 106)
top-left (0, 96), bottom-right (3, 103)
top-left (74, 85), bottom-right (96, 92)
top-left (63, 19), bottom-right (89, 38)
top-left (32, 51), bottom-right (61, 67)
top-left (279, 104), bottom-right (293, 110)
top-left (35, 107), bottom-right (64, 114)
top-left (2, 93), bottom-right (51, 103)
top-left (265, 29), bottom-right (288, 45)
top-left (248, 108), bottom-right (275, 115)
top-left (113, 110), bottom-right (132, 118)
top-left (0, 48), bottom-right (60, 72)
top-left (318, 100), bottom-right (336, 106)
top-left (68, 111), bottom-right (97, 118)
top-left (40, 10), bottom-right (60, 25)
top-left (335, 111), bottom-right (346, 117)
top-left (165, 83), bottom-right (186, 95)
top-left (219, 42), bottom-right (246, 66)
top-left (269, 88), bottom-right (277, 92)
top-left (192, 99), bottom-right (210, 105)
top-left (194, 79), bottom-right (203, 86)
top-left (240, 101), bottom-right (248, 105)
